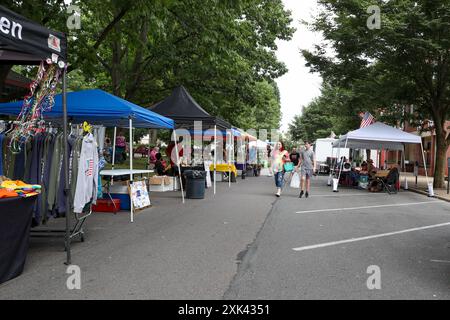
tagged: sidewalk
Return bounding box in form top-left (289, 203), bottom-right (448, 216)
top-left (400, 172), bottom-right (450, 201)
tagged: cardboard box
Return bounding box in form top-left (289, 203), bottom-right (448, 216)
top-left (150, 175), bottom-right (171, 185)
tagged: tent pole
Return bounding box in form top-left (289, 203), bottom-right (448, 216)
top-left (336, 137), bottom-right (348, 190)
top-left (173, 131), bottom-right (185, 204)
top-left (62, 67), bottom-right (71, 265)
top-left (112, 127), bottom-right (117, 169)
top-left (111, 127), bottom-right (117, 186)
top-left (401, 145), bottom-right (405, 172)
top-left (228, 132), bottom-right (231, 187)
top-left (420, 141), bottom-right (430, 186)
top-left (214, 125), bottom-right (217, 195)
top-left (333, 138), bottom-right (342, 176)
top-left (129, 118), bottom-right (134, 223)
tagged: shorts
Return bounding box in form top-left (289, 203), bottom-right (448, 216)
top-left (301, 168), bottom-right (314, 178)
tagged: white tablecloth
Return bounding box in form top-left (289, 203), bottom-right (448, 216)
top-left (100, 169), bottom-right (154, 176)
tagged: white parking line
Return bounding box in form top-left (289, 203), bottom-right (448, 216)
top-left (296, 201), bottom-right (441, 214)
top-left (292, 222), bottom-right (450, 252)
top-left (309, 193), bottom-right (390, 198)
top-left (430, 260), bottom-right (450, 264)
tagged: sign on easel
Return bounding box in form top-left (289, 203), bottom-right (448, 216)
top-left (129, 180), bottom-right (151, 211)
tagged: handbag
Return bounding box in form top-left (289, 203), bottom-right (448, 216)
top-left (284, 162), bottom-right (294, 172)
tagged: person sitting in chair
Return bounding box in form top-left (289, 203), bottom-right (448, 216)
top-left (367, 159), bottom-right (377, 178)
top-left (384, 165), bottom-right (399, 193)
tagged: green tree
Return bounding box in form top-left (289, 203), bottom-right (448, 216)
top-left (288, 84), bottom-right (360, 142)
top-left (302, 0), bottom-right (450, 188)
top-left (2, 0), bottom-right (294, 135)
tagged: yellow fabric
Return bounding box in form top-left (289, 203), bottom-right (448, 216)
top-left (1, 180), bottom-right (39, 190)
top-left (210, 164), bottom-right (238, 177)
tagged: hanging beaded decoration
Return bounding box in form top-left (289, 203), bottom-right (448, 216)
top-left (9, 60), bottom-right (62, 153)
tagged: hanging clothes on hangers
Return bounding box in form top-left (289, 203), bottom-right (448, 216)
top-left (73, 132), bottom-right (99, 213)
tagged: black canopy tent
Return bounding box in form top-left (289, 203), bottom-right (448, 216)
top-left (150, 86), bottom-right (232, 194)
top-left (150, 85), bottom-right (231, 130)
top-left (0, 5), bottom-right (67, 64)
top-left (0, 5), bottom-right (71, 264)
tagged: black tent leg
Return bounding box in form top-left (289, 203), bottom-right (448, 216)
top-left (62, 67), bottom-right (71, 265)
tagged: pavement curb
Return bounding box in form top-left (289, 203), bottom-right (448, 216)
top-left (406, 187), bottom-right (450, 202)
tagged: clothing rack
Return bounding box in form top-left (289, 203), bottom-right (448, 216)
top-left (12, 121), bottom-right (97, 254)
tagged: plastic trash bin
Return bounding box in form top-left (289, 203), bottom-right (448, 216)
top-left (184, 170), bottom-right (206, 199)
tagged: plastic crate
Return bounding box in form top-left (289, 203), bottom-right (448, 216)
top-left (107, 193), bottom-right (131, 211)
top-left (93, 199), bottom-right (120, 213)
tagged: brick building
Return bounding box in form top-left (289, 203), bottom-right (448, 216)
top-left (381, 108), bottom-right (450, 176)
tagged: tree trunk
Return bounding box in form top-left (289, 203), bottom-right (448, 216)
top-left (433, 130), bottom-right (448, 188)
top-left (149, 129), bottom-right (158, 146)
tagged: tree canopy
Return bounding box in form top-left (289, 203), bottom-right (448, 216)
top-left (299, 0), bottom-right (450, 187)
top-left (2, 0), bottom-right (295, 133)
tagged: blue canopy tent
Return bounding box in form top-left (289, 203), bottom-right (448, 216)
top-left (0, 89), bottom-right (184, 221)
top-left (0, 89), bottom-right (174, 129)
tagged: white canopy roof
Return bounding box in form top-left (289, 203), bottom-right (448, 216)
top-left (332, 122), bottom-right (422, 150)
top-left (249, 139), bottom-right (268, 149)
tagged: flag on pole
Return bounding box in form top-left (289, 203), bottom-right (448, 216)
top-left (359, 111), bottom-right (375, 128)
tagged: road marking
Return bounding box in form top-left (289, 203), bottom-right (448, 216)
top-left (430, 260), bottom-right (450, 264)
top-left (295, 201), bottom-right (441, 214)
top-left (292, 222), bottom-right (450, 252)
top-left (309, 193), bottom-right (389, 198)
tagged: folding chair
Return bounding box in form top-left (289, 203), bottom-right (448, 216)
top-left (379, 167), bottom-right (399, 194)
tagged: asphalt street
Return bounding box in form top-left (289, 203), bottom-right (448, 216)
top-left (1, 175), bottom-right (450, 299)
top-left (225, 176), bottom-right (450, 299)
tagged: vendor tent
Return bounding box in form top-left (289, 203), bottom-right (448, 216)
top-left (0, 5), bottom-right (67, 64)
top-left (150, 85), bottom-right (231, 130)
top-left (332, 122), bottom-right (421, 150)
top-left (0, 5), bottom-right (71, 266)
top-left (0, 89), bottom-right (174, 129)
top-left (331, 122), bottom-right (429, 192)
top-left (0, 89), bottom-right (182, 223)
top-left (151, 85), bottom-right (232, 194)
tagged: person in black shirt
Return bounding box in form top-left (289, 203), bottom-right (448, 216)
top-left (155, 153), bottom-right (166, 176)
top-left (289, 147), bottom-right (300, 166)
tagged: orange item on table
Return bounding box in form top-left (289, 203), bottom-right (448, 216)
top-left (0, 188), bottom-right (19, 198)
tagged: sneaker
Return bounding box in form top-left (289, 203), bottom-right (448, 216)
top-left (276, 190), bottom-right (281, 197)
top-left (305, 191), bottom-right (309, 198)
top-left (299, 190), bottom-right (304, 198)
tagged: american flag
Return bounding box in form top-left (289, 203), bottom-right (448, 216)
top-left (360, 112), bottom-right (375, 128)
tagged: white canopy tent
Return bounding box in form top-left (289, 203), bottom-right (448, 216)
top-left (331, 122), bottom-right (430, 193)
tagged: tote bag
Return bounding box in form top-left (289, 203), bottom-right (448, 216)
top-left (284, 162), bottom-right (294, 172)
top-left (290, 172), bottom-right (300, 188)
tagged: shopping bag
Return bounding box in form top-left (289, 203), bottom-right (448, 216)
top-left (204, 161), bottom-right (212, 188)
top-left (284, 162), bottom-right (294, 172)
top-left (290, 172), bottom-right (300, 188)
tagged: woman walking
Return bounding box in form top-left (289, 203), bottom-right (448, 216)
top-left (272, 141), bottom-right (290, 197)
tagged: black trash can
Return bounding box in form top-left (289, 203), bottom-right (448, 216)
top-left (184, 170), bottom-right (206, 199)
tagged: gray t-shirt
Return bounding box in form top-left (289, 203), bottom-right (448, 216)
top-left (300, 148), bottom-right (315, 170)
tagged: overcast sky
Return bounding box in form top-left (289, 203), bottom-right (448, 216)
top-left (276, 0), bottom-right (323, 132)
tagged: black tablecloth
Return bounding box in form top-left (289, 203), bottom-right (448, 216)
top-left (0, 196), bottom-right (37, 284)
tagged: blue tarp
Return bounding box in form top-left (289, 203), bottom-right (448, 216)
top-left (0, 89), bottom-right (174, 129)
